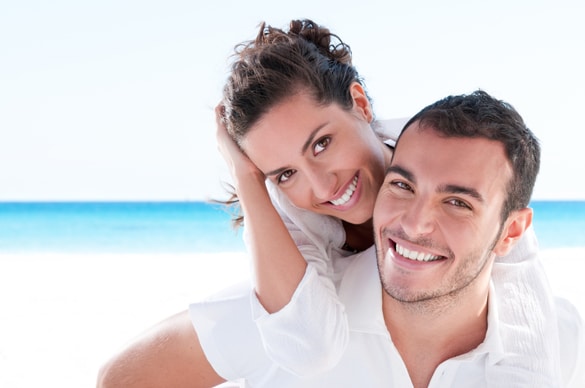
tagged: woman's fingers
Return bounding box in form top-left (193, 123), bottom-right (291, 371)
top-left (214, 102), bottom-right (263, 181)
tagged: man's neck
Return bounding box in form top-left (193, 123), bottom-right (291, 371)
top-left (382, 288), bottom-right (489, 388)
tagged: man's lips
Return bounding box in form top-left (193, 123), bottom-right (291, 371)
top-left (388, 239), bottom-right (447, 263)
top-left (395, 242), bottom-right (442, 262)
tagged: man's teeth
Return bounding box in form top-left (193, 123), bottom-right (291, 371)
top-left (330, 176), bottom-right (358, 206)
top-left (396, 244), bottom-right (440, 262)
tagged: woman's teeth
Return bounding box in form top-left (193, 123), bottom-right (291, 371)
top-left (330, 176), bottom-right (358, 206)
top-left (396, 243), bottom-right (440, 262)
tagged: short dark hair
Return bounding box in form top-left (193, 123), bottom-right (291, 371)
top-left (399, 90), bottom-right (540, 220)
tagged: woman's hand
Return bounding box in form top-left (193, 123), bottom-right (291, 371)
top-left (215, 103), bottom-right (265, 187)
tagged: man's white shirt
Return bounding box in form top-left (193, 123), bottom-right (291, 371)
top-left (190, 246), bottom-right (585, 387)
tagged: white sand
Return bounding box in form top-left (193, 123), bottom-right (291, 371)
top-left (0, 248), bottom-right (583, 388)
top-left (0, 252), bottom-right (250, 388)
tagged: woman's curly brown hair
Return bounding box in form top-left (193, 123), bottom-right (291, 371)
top-left (216, 19), bottom-right (369, 228)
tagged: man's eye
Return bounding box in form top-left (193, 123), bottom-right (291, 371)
top-left (392, 181), bottom-right (413, 192)
top-left (313, 137), bottom-right (331, 155)
top-left (277, 170), bottom-right (295, 184)
top-left (447, 198), bottom-right (471, 209)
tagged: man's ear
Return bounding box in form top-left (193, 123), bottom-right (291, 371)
top-left (350, 82), bottom-right (373, 123)
top-left (493, 207), bottom-right (533, 257)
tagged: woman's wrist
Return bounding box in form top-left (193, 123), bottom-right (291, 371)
top-left (233, 170), bottom-right (269, 201)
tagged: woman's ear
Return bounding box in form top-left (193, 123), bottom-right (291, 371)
top-left (493, 207), bottom-right (533, 257)
top-left (350, 82), bottom-right (373, 123)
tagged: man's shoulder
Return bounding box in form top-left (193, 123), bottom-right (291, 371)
top-left (556, 296), bottom-right (583, 327)
top-left (555, 296), bottom-right (585, 385)
top-left (338, 246), bottom-right (378, 292)
top-left (556, 296), bottom-right (584, 348)
top-left (337, 246), bottom-right (386, 333)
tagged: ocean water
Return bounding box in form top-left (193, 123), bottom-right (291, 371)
top-left (530, 201), bottom-right (585, 249)
top-left (0, 202), bottom-right (244, 253)
top-left (0, 201), bottom-right (583, 253)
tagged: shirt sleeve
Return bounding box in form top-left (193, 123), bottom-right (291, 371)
top-left (188, 281), bottom-right (276, 383)
top-left (490, 225), bottom-right (563, 386)
top-left (242, 183), bottom-right (351, 377)
top-left (251, 263), bottom-right (349, 376)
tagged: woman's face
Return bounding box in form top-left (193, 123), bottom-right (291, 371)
top-left (240, 85), bottom-right (392, 224)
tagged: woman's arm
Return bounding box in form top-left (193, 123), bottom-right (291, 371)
top-left (216, 106), bottom-right (307, 313)
top-left (216, 105), bottom-right (349, 374)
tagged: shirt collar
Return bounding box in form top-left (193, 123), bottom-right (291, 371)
top-left (449, 281), bottom-right (507, 364)
top-left (337, 247), bottom-right (387, 334)
top-left (338, 250), bottom-right (507, 363)
top-left (337, 247), bottom-right (389, 336)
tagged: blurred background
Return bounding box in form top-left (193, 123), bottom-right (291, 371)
top-left (1, 0), bottom-right (584, 202)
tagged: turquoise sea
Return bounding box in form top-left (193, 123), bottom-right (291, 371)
top-left (0, 201), bottom-right (583, 253)
top-left (0, 202), bottom-right (244, 253)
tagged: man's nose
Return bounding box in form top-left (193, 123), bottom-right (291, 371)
top-left (400, 199), bottom-right (436, 237)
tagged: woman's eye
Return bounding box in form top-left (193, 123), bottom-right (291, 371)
top-left (313, 137), bottom-right (331, 155)
top-left (277, 169), bottom-right (295, 184)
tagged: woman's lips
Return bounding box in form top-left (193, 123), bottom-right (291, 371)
top-left (329, 175), bottom-right (358, 206)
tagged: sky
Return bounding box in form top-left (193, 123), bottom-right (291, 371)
top-left (1, 0), bottom-right (584, 201)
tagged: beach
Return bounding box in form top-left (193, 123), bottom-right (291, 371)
top-left (0, 252), bottom-right (250, 388)
top-left (1, 248), bottom-right (584, 387)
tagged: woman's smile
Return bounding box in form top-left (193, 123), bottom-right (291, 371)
top-left (329, 174), bottom-right (359, 206)
top-left (242, 92), bottom-right (391, 225)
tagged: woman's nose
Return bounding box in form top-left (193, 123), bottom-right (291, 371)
top-left (307, 168), bottom-right (337, 202)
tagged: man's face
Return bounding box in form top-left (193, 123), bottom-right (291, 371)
top-left (373, 122), bottom-right (513, 306)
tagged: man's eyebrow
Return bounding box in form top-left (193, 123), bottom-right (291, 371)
top-left (439, 184), bottom-right (485, 203)
top-left (385, 165), bottom-right (414, 182)
top-left (386, 165), bottom-right (485, 203)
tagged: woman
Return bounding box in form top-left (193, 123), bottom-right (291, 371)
top-left (211, 19), bottom-right (397, 374)
top-left (97, 19), bottom-right (559, 387)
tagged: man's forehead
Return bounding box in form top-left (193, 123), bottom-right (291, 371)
top-left (395, 123), bottom-right (499, 158)
top-left (391, 124), bottom-right (512, 197)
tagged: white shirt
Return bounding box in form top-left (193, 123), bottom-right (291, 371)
top-left (241, 121), bottom-right (402, 375)
top-left (190, 247), bottom-right (585, 387)
top-left (234, 120), bottom-right (564, 384)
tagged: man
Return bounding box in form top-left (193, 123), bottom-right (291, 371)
top-left (98, 91), bottom-right (584, 387)
top-left (371, 90), bottom-right (583, 386)
top-left (270, 89), bottom-right (581, 387)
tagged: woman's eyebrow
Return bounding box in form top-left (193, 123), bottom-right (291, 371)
top-left (265, 123), bottom-right (328, 177)
top-left (301, 124), bottom-right (327, 155)
top-left (264, 166), bottom-right (288, 178)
